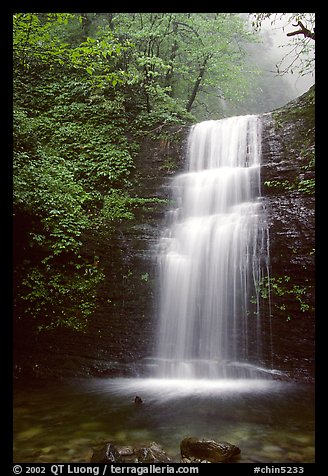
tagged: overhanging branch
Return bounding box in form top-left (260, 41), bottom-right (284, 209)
top-left (287, 21), bottom-right (315, 40)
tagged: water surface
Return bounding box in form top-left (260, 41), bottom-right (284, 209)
top-left (14, 376), bottom-right (314, 463)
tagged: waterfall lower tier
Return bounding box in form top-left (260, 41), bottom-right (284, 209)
top-left (155, 115), bottom-right (270, 379)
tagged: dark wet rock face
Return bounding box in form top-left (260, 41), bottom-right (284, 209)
top-left (260, 86), bottom-right (315, 381)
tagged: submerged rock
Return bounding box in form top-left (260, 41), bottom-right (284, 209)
top-left (180, 437), bottom-right (241, 463)
top-left (91, 441), bottom-right (171, 463)
top-left (134, 443), bottom-right (171, 463)
top-left (134, 396), bottom-right (143, 405)
top-left (91, 443), bottom-right (120, 463)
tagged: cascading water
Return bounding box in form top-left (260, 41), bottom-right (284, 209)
top-left (156, 115), bottom-right (270, 379)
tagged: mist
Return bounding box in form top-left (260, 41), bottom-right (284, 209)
top-left (250, 14), bottom-right (315, 101)
top-left (196, 14), bottom-right (315, 120)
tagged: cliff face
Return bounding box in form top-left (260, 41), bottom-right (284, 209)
top-left (261, 86), bottom-right (315, 381)
top-left (14, 89), bottom-right (315, 382)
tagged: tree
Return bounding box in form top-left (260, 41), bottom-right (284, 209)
top-left (13, 13), bottom-right (131, 87)
top-left (111, 13), bottom-right (259, 115)
top-left (175, 13), bottom-right (258, 112)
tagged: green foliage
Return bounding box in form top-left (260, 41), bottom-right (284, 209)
top-left (14, 155), bottom-right (91, 253)
top-left (264, 180), bottom-right (293, 191)
top-left (297, 178), bottom-right (315, 195)
top-left (253, 275), bottom-right (314, 321)
top-left (264, 177), bottom-right (314, 195)
top-left (161, 157), bottom-right (178, 172)
top-left (13, 13), bottom-right (131, 88)
top-left (101, 190), bottom-right (135, 222)
top-left (14, 12), bottom-right (295, 333)
top-left (111, 13), bottom-right (259, 116)
top-left (13, 31), bottom-right (167, 332)
top-left (141, 272), bottom-right (150, 283)
top-left (101, 191), bottom-right (168, 223)
top-left (22, 264), bottom-right (104, 331)
top-left (13, 13), bottom-right (138, 331)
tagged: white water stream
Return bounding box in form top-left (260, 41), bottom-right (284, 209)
top-left (156, 115), bottom-right (270, 379)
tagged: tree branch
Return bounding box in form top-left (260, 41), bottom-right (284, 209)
top-left (287, 21), bottom-right (315, 40)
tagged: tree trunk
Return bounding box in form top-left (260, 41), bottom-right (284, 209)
top-left (186, 56), bottom-right (209, 112)
top-left (80, 13), bottom-right (92, 41)
top-left (164, 21), bottom-right (179, 96)
top-left (105, 13), bottom-right (115, 31)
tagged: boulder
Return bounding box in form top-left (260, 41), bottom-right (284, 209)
top-left (180, 437), bottom-right (240, 463)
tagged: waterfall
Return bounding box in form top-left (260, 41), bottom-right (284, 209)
top-left (156, 115), bottom-right (270, 379)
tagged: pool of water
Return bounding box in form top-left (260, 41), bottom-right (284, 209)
top-left (13, 377), bottom-right (315, 463)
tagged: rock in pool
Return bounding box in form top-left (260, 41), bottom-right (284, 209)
top-left (180, 437), bottom-right (241, 463)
